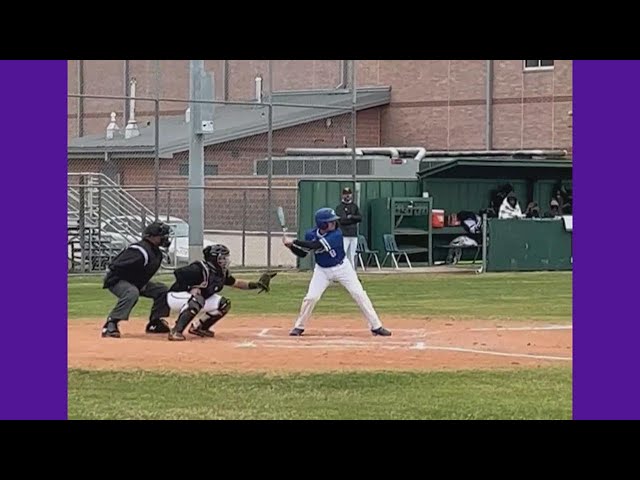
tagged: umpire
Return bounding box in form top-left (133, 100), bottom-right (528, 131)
top-left (101, 221), bottom-right (172, 338)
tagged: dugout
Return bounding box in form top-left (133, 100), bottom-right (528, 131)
top-left (417, 155), bottom-right (572, 214)
top-left (295, 154), bottom-right (573, 272)
top-left (417, 154), bottom-right (573, 268)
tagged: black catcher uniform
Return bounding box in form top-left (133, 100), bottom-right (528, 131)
top-left (166, 244), bottom-right (275, 341)
top-left (101, 221), bottom-right (172, 338)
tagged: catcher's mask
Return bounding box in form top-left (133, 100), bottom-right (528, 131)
top-left (204, 244), bottom-right (230, 272)
top-left (144, 221), bottom-right (172, 249)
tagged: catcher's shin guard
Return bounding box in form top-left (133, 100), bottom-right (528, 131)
top-left (173, 294), bottom-right (205, 334)
top-left (168, 327), bottom-right (186, 341)
top-left (189, 298), bottom-right (230, 337)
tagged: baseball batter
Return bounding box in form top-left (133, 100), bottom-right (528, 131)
top-left (166, 244), bottom-right (276, 341)
top-left (283, 207), bottom-right (391, 337)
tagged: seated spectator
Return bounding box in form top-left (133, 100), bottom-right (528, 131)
top-left (525, 202), bottom-right (541, 218)
top-left (499, 192), bottom-right (526, 219)
top-left (458, 211), bottom-right (483, 234)
top-left (489, 184), bottom-right (514, 217)
top-left (543, 199), bottom-right (561, 218)
top-left (553, 185), bottom-right (572, 214)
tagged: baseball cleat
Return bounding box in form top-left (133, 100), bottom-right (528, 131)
top-left (168, 328), bottom-right (186, 341)
top-left (289, 328), bottom-right (304, 336)
top-left (188, 325), bottom-right (215, 338)
top-left (371, 327), bottom-right (392, 336)
top-left (145, 319), bottom-right (171, 334)
top-left (101, 321), bottom-right (121, 338)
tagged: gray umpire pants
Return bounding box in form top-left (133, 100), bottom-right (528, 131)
top-left (107, 280), bottom-right (170, 322)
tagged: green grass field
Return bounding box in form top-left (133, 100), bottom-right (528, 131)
top-left (68, 271), bottom-right (573, 420)
top-left (69, 368), bottom-right (572, 420)
top-left (68, 270), bottom-right (572, 321)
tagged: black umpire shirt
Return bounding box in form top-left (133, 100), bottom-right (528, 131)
top-left (103, 239), bottom-right (164, 290)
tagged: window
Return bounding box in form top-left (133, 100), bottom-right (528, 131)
top-left (179, 163), bottom-right (218, 176)
top-left (272, 161), bottom-right (288, 175)
top-left (356, 159), bottom-right (370, 176)
top-left (304, 160), bottom-right (320, 175)
top-left (254, 159), bottom-right (372, 176)
top-left (524, 60), bottom-right (554, 71)
top-left (256, 161), bottom-right (268, 175)
top-left (337, 159), bottom-right (354, 175)
top-left (288, 160), bottom-right (304, 175)
top-left (321, 159), bottom-right (337, 175)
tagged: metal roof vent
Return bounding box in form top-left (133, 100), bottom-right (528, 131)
top-left (124, 78), bottom-right (140, 139)
top-left (106, 112), bottom-right (120, 139)
top-left (255, 75), bottom-right (263, 103)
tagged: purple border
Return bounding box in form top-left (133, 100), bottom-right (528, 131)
top-left (573, 60), bottom-right (640, 420)
top-left (0, 60), bottom-right (68, 420)
top-left (1, 60), bottom-right (639, 420)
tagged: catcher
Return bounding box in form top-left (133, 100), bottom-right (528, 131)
top-left (166, 244), bottom-right (276, 341)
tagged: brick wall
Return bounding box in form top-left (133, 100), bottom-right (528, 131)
top-left (69, 60), bottom-right (572, 152)
top-left (365, 60), bottom-right (572, 152)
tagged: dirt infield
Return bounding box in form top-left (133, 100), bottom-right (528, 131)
top-left (68, 315), bottom-right (572, 373)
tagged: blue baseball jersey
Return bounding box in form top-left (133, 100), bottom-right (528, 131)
top-left (305, 228), bottom-right (345, 268)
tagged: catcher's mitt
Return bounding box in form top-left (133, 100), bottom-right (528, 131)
top-left (256, 272), bottom-right (277, 294)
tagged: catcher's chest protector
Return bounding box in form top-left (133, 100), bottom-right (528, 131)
top-left (199, 262), bottom-right (229, 299)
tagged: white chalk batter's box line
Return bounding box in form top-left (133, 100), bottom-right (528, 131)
top-left (217, 325), bottom-right (572, 336)
top-left (255, 328), bottom-right (432, 339)
top-left (248, 325), bottom-right (572, 339)
top-left (235, 339), bottom-right (571, 362)
top-left (232, 327), bottom-right (573, 362)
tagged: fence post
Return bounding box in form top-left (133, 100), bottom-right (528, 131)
top-left (481, 213), bottom-right (488, 274)
top-left (242, 190), bottom-right (247, 267)
top-left (78, 175), bottom-right (86, 273)
top-left (166, 190), bottom-right (171, 221)
top-left (266, 60), bottom-right (273, 269)
top-left (351, 59), bottom-right (357, 182)
top-left (97, 184), bottom-right (103, 268)
top-left (154, 99), bottom-right (160, 220)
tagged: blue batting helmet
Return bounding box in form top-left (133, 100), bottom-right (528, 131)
top-left (315, 207), bottom-right (340, 229)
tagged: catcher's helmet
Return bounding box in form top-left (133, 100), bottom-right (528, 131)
top-left (204, 244), bottom-right (230, 271)
top-left (315, 207), bottom-right (340, 229)
top-left (144, 221), bottom-right (172, 248)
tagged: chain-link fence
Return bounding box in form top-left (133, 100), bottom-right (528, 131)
top-left (67, 60), bottom-right (361, 273)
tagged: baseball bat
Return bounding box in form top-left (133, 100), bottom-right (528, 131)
top-left (276, 206), bottom-right (287, 238)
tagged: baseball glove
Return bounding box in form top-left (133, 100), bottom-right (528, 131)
top-left (256, 272), bottom-right (277, 294)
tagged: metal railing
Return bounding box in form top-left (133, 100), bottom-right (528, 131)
top-left (68, 172), bottom-right (161, 272)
